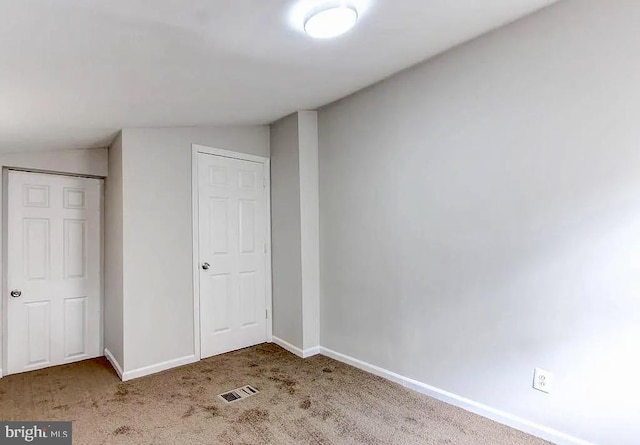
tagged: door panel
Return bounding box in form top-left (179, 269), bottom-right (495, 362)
top-left (211, 273), bottom-right (231, 333)
top-left (239, 272), bottom-right (257, 327)
top-left (7, 171), bottom-right (102, 375)
top-left (64, 296), bottom-right (87, 358)
top-left (24, 219), bottom-right (50, 279)
top-left (209, 198), bottom-right (229, 254)
top-left (26, 301), bottom-right (51, 366)
top-left (199, 153), bottom-right (267, 358)
top-left (63, 219), bottom-right (87, 278)
top-left (239, 200), bottom-right (256, 253)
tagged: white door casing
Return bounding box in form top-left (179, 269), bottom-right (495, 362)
top-left (6, 171), bottom-right (102, 375)
top-left (198, 152), bottom-right (268, 358)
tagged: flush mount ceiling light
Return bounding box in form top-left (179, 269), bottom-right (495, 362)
top-left (304, 5), bottom-right (358, 39)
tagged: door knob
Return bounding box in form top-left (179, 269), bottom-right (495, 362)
top-left (202, 262), bottom-right (210, 270)
top-left (10, 290), bottom-right (22, 298)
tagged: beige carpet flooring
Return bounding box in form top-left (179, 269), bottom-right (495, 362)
top-left (0, 344), bottom-right (550, 445)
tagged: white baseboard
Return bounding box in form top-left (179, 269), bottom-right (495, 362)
top-left (272, 337), bottom-right (320, 359)
top-left (303, 346), bottom-right (320, 358)
top-left (104, 349), bottom-right (197, 382)
top-left (319, 347), bottom-right (593, 445)
top-left (104, 348), bottom-right (124, 380)
top-left (122, 354), bottom-right (197, 381)
top-left (272, 336), bottom-right (303, 357)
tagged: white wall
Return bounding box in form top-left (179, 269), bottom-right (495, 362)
top-left (298, 112), bottom-right (320, 351)
top-left (120, 126), bottom-right (269, 372)
top-left (270, 114), bottom-right (303, 348)
top-left (270, 113), bottom-right (303, 349)
top-left (270, 112), bottom-right (321, 353)
top-left (0, 147), bottom-right (108, 375)
top-left (318, 1), bottom-right (640, 444)
top-left (0, 149), bottom-right (107, 176)
top-left (104, 134), bottom-right (124, 367)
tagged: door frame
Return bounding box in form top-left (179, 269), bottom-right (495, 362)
top-left (191, 144), bottom-right (272, 361)
top-left (1, 167), bottom-right (105, 377)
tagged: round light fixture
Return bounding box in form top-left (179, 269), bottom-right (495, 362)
top-left (304, 5), bottom-right (358, 39)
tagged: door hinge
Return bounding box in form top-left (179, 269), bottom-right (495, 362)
top-left (265, 309), bottom-right (268, 319)
top-left (263, 177), bottom-right (267, 188)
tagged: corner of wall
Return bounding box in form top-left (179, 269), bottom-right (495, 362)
top-left (298, 111), bottom-right (320, 351)
top-left (103, 131), bottom-right (125, 371)
top-left (269, 111), bottom-right (321, 352)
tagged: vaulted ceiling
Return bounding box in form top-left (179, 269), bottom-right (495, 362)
top-left (0, 0), bottom-right (557, 152)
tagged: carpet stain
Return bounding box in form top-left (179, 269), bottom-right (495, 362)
top-left (203, 405), bottom-right (219, 417)
top-left (269, 375), bottom-right (297, 394)
top-left (238, 408), bottom-right (269, 423)
top-left (181, 376), bottom-right (199, 387)
top-left (299, 398), bottom-right (312, 410)
top-left (113, 383), bottom-right (142, 402)
top-left (113, 426), bottom-right (133, 435)
top-left (322, 367), bottom-right (333, 373)
top-left (182, 406), bottom-right (195, 418)
top-left (114, 384), bottom-right (130, 397)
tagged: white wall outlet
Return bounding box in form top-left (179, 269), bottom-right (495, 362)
top-left (533, 368), bottom-right (553, 393)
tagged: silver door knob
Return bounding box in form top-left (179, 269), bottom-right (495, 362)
top-left (202, 262), bottom-right (210, 270)
top-left (10, 290), bottom-right (22, 298)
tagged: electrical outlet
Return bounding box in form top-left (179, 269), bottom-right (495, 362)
top-left (533, 368), bottom-right (553, 393)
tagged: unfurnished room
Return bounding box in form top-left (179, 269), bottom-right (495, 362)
top-left (0, 1), bottom-right (637, 444)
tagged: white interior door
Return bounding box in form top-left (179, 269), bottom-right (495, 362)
top-left (198, 153), bottom-right (268, 358)
top-left (6, 171), bottom-right (102, 375)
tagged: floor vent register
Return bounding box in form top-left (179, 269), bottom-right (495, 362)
top-left (218, 385), bottom-right (259, 403)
